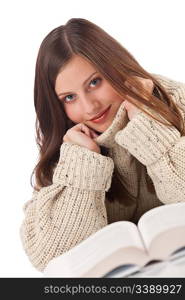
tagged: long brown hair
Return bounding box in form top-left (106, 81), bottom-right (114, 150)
top-left (31, 18), bottom-right (184, 202)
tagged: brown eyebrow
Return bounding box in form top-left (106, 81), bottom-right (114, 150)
top-left (57, 71), bottom-right (98, 97)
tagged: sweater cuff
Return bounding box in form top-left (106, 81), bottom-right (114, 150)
top-left (115, 111), bottom-right (181, 166)
top-left (53, 142), bottom-right (114, 191)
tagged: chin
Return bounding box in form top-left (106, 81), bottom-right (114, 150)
top-left (94, 122), bottom-right (112, 133)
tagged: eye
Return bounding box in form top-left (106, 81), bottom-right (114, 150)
top-left (61, 77), bottom-right (102, 103)
top-left (89, 77), bottom-right (101, 87)
top-left (63, 94), bottom-right (75, 103)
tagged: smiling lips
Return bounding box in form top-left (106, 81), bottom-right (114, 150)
top-left (89, 105), bottom-right (111, 123)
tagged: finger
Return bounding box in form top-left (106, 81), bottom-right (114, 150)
top-left (63, 134), bottom-right (69, 142)
top-left (132, 77), bottom-right (154, 96)
top-left (123, 100), bottom-right (135, 110)
top-left (79, 123), bottom-right (92, 137)
top-left (90, 130), bottom-right (99, 138)
top-left (73, 123), bottom-right (90, 135)
top-left (144, 79), bottom-right (154, 94)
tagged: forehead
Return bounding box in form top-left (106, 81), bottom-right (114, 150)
top-left (55, 55), bottom-right (96, 92)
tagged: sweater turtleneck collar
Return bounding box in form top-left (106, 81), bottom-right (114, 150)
top-left (94, 101), bottom-right (129, 148)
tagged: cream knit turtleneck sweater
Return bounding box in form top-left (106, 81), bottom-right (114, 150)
top-left (20, 74), bottom-right (185, 272)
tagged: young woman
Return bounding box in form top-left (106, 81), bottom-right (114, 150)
top-left (20, 18), bottom-right (185, 272)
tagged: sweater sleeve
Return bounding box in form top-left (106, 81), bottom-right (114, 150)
top-left (20, 142), bottom-right (114, 272)
top-left (115, 81), bottom-right (185, 204)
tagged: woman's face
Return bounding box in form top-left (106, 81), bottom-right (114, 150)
top-left (55, 55), bottom-right (124, 133)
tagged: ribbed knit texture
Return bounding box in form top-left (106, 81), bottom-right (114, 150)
top-left (53, 143), bottom-right (114, 191)
top-left (20, 74), bottom-right (185, 272)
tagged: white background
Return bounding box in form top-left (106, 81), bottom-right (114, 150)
top-left (0, 0), bottom-right (184, 277)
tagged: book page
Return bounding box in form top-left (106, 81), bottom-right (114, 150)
top-left (129, 248), bottom-right (185, 277)
top-left (137, 202), bottom-right (185, 258)
top-left (82, 247), bottom-right (150, 277)
top-left (44, 221), bottom-right (147, 277)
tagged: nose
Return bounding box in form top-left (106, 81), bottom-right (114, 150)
top-left (80, 94), bottom-right (102, 120)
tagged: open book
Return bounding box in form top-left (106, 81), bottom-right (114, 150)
top-left (43, 202), bottom-right (185, 278)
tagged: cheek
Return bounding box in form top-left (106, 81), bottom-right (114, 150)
top-left (102, 85), bottom-right (114, 96)
top-left (105, 85), bottom-right (123, 101)
top-left (64, 106), bottom-right (83, 123)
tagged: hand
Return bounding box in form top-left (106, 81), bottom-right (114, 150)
top-left (123, 77), bottom-right (154, 121)
top-left (63, 123), bottom-right (101, 153)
